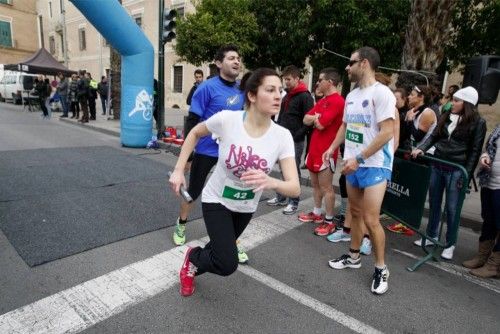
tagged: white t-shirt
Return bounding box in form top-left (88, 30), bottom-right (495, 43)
top-left (343, 82), bottom-right (396, 170)
top-left (202, 110), bottom-right (295, 212)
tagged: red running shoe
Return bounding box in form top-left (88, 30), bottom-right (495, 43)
top-left (314, 222), bottom-right (336, 236)
top-left (179, 247), bottom-right (197, 297)
top-left (298, 212), bottom-right (324, 223)
top-left (386, 222), bottom-right (415, 236)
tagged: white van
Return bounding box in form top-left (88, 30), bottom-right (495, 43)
top-left (0, 71), bottom-right (38, 104)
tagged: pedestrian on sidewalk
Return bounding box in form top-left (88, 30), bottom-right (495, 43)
top-left (77, 70), bottom-right (89, 123)
top-left (69, 74), bottom-right (80, 119)
top-left (57, 72), bottom-right (69, 118)
top-left (169, 68), bottom-right (300, 297)
top-left (98, 76), bottom-right (108, 116)
top-left (464, 124), bottom-right (500, 278)
top-left (411, 86), bottom-right (486, 260)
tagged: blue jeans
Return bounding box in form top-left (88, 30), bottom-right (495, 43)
top-left (426, 165), bottom-right (465, 246)
top-left (60, 95), bottom-right (69, 116)
top-left (276, 140), bottom-right (303, 206)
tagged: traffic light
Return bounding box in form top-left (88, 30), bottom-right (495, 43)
top-left (162, 8), bottom-right (177, 44)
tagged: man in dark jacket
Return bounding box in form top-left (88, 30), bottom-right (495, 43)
top-left (186, 69), bottom-right (204, 106)
top-left (77, 70), bottom-right (89, 123)
top-left (87, 73), bottom-right (98, 120)
top-left (267, 65), bottom-right (314, 214)
top-left (97, 76), bottom-right (108, 115)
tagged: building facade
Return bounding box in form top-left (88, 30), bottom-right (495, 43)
top-left (35, 0), bottom-right (212, 110)
top-left (0, 0), bottom-right (38, 64)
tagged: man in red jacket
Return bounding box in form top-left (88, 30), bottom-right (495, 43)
top-left (267, 65), bottom-right (314, 214)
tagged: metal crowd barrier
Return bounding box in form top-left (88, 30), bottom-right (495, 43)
top-left (381, 150), bottom-right (469, 271)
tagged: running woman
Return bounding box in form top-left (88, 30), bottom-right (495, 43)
top-left (171, 45), bottom-right (250, 263)
top-left (169, 68), bottom-right (300, 297)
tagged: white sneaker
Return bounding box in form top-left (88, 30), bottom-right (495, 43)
top-left (441, 245), bottom-right (455, 260)
top-left (360, 237), bottom-right (372, 255)
top-left (266, 197), bottom-right (287, 206)
top-left (413, 238), bottom-right (435, 247)
top-left (371, 266), bottom-right (390, 295)
top-left (282, 204), bottom-right (298, 215)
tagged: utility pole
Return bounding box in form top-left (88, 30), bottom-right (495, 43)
top-left (157, 1), bottom-right (176, 138)
top-left (61, 0), bottom-right (68, 66)
top-left (157, 0), bottom-right (165, 138)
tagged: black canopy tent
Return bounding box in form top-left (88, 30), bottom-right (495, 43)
top-left (4, 48), bottom-right (77, 76)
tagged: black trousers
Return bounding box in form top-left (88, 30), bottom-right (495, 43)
top-left (88, 97), bottom-right (96, 119)
top-left (190, 203), bottom-right (253, 276)
top-left (187, 153), bottom-right (218, 201)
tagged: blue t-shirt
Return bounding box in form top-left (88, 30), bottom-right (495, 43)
top-left (190, 76), bottom-right (244, 157)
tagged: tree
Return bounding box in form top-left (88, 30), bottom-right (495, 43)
top-left (175, 0), bottom-right (258, 66)
top-left (402, 0), bottom-right (457, 72)
top-left (244, 1), bottom-right (312, 70)
top-left (309, 0), bottom-right (410, 95)
top-left (446, 0), bottom-right (500, 70)
top-left (110, 0), bottom-right (122, 120)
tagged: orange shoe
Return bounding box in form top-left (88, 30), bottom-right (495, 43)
top-left (298, 212), bottom-right (324, 223)
top-left (386, 222), bottom-right (415, 236)
top-left (314, 222), bottom-right (336, 236)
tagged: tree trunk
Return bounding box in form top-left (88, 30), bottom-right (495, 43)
top-left (110, 0), bottom-right (122, 120)
top-left (402, 0), bottom-right (456, 72)
top-left (110, 47), bottom-right (121, 120)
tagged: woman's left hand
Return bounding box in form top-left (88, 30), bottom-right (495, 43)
top-left (240, 169), bottom-right (276, 192)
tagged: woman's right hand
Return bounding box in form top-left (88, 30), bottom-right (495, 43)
top-left (168, 169), bottom-right (186, 196)
top-left (322, 147), bottom-right (333, 166)
top-left (411, 148), bottom-right (424, 159)
top-left (480, 154), bottom-right (491, 169)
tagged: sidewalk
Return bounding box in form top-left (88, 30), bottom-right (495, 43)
top-left (58, 110), bottom-right (483, 229)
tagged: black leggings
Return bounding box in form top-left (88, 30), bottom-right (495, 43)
top-left (187, 153), bottom-right (218, 201)
top-left (189, 202), bottom-right (253, 276)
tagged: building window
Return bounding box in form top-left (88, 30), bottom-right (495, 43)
top-left (0, 0), bottom-right (13, 5)
top-left (173, 65), bottom-right (183, 93)
top-left (59, 0), bottom-right (64, 13)
top-left (49, 1), bottom-right (53, 18)
top-left (78, 28), bottom-right (86, 50)
top-left (133, 15), bottom-right (142, 28)
top-left (174, 6), bottom-right (185, 17)
top-left (0, 20), bottom-right (12, 47)
top-left (59, 34), bottom-right (64, 54)
top-left (49, 36), bottom-right (55, 54)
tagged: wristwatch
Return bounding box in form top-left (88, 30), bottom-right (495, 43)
top-left (355, 153), bottom-right (365, 164)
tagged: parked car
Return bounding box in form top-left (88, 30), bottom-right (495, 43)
top-left (0, 71), bottom-right (38, 104)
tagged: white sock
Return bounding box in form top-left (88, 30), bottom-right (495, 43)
top-left (313, 207), bottom-right (322, 215)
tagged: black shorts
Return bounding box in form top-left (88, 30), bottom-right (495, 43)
top-left (187, 153), bottom-right (218, 201)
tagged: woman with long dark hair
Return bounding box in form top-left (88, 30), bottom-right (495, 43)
top-left (463, 124), bottom-right (500, 277)
top-left (169, 68), bottom-right (300, 297)
top-left (411, 86), bottom-right (486, 260)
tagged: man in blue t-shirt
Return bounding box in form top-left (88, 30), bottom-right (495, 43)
top-left (172, 45), bottom-right (247, 261)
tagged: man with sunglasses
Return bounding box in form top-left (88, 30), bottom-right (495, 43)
top-left (322, 47), bottom-right (396, 295)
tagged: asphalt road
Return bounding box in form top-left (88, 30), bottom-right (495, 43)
top-left (0, 102), bottom-right (499, 334)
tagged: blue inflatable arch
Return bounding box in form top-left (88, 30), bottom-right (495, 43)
top-left (70, 0), bottom-right (154, 147)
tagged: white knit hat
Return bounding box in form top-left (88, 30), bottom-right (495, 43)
top-left (453, 86), bottom-right (478, 105)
